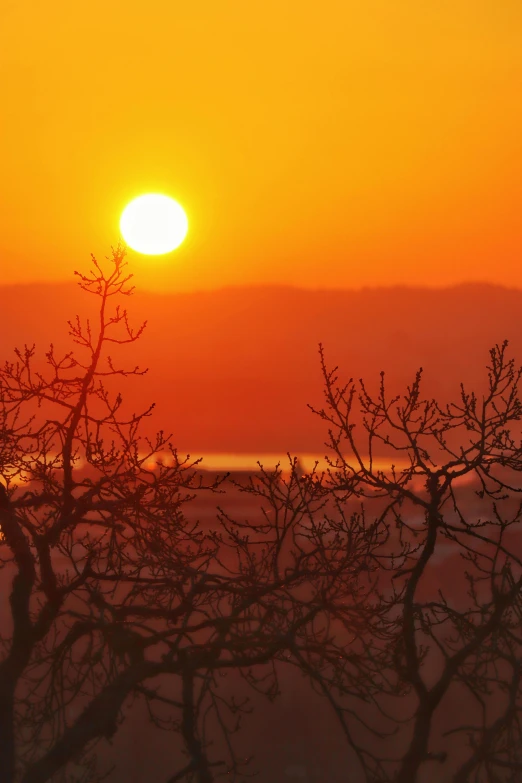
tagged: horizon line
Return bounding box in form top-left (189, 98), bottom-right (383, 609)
top-left (0, 279), bottom-right (521, 296)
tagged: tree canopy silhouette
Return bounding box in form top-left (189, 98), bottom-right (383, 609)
top-left (2, 246), bottom-right (521, 783)
top-left (308, 341), bottom-right (522, 781)
top-left (0, 248), bottom-right (379, 783)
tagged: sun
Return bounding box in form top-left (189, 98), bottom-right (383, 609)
top-left (120, 194), bottom-right (188, 255)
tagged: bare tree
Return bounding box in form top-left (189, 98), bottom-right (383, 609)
top-left (11, 244), bottom-right (519, 783)
top-left (309, 342), bottom-right (522, 782)
top-left (0, 248), bottom-right (381, 783)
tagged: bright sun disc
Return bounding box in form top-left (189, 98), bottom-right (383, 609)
top-left (120, 194), bottom-right (188, 255)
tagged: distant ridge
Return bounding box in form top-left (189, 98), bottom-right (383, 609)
top-left (0, 279), bottom-right (520, 294)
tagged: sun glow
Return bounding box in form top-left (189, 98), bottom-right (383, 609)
top-left (120, 194), bottom-right (188, 255)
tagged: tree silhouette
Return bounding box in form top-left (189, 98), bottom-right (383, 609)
top-left (309, 341), bottom-right (522, 782)
top-left (0, 248), bottom-right (380, 783)
top-left (5, 245), bottom-right (517, 782)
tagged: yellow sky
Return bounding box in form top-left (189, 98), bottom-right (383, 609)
top-left (1, 0), bottom-right (522, 291)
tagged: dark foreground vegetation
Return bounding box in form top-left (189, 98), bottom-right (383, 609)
top-left (0, 248), bottom-right (521, 783)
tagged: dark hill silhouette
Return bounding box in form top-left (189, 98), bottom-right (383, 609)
top-left (2, 281), bottom-right (521, 454)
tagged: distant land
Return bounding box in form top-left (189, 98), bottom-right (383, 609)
top-left (2, 281), bottom-right (521, 457)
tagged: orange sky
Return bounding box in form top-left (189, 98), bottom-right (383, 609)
top-left (1, 0), bottom-right (522, 292)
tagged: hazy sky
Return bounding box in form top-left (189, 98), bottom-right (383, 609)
top-left (1, 1), bottom-right (521, 291)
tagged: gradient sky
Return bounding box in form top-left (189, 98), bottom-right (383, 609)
top-left (1, 0), bottom-right (522, 291)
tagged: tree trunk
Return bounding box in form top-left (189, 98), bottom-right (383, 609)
top-left (394, 708), bottom-right (432, 783)
top-left (0, 674), bottom-right (16, 783)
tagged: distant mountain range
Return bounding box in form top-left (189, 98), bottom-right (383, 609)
top-left (1, 281), bottom-right (521, 455)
